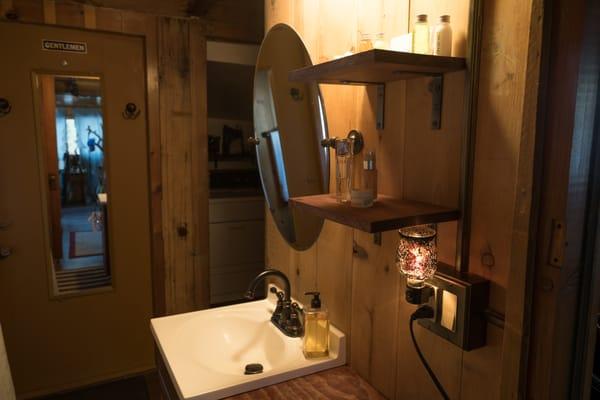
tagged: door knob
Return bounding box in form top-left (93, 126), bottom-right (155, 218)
top-left (0, 247), bottom-right (11, 260)
top-left (0, 221), bottom-right (10, 230)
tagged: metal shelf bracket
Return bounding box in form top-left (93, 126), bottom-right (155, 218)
top-left (376, 84), bottom-right (385, 130)
top-left (428, 75), bottom-right (444, 130)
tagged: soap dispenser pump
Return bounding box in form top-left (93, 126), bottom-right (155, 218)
top-left (303, 291), bottom-right (329, 359)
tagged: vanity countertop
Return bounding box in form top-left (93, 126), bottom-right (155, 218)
top-left (222, 366), bottom-right (384, 400)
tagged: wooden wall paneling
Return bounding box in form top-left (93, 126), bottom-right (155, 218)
top-left (0, 0), bottom-right (14, 17)
top-left (288, 245), bottom-right (317, 300)
top-left (158, 17), bottom-right (198, 314)
top-left (459, 324), bottom-right (504, 400)
top-left (402, 74), bottom-right (463, 209)
top-left (198, 0), bottom-right (264, 44)
top-left (402, 72), bottom-right (463, 266)
top-left (42, 0), bottom-right (54, 23)
top-left (316, 221), bottom-right (353, 338)
top-left (372, 80), bottom-right (406, 199)
top-left (395, 293), bottom-right (463, 399)
top-left (54, 1), bottom-right (83, 26)
top-left (467, 0), bottom-right (533, 313)
top-left (265, 212), bottom-right (293, 278)
top-left (305, 0), bottom-right (359, 357)
top-left (263, 0), bottom-right (542, 399)
top-left (350, 230), bottom-right (400, 399)
top-left (94, 6), bottom-right (123, 31)
top-left (264, 0), bottom-right (291, 33)
top-left (468, 0), bottom-right (543, 397)
top-left (290, 0), bottom-right (318, 59)
top-left (8, 0), bottom-right (42, 22)
top-left (83, 3), bottom-right (96, 29)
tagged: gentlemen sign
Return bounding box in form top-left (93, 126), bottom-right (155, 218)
top-left (42, 40), bottom-right (87, 54)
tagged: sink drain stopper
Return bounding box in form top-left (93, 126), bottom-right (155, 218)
top-left (244, 363), bottom-right (264, 375)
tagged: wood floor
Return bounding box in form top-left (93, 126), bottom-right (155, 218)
top-left (37, 373), bottom-right (162, 400)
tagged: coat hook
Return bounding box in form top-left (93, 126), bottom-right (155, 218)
top-left (0, 98), bottom-right (11, 117)
top-left (122, 102), bottom-right (140, 119)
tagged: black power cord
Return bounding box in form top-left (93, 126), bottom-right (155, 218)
top-left (410, 305), bottom-right (450, 400)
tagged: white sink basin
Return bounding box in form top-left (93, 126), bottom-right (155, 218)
top-left (151, 287), bottom-right (346, 400)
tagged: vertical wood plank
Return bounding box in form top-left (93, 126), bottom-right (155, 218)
top-left (42, 0), bottom-right (55, 24)
top-left (95, 6), bottom-right (123, 31)
top-left (265, 211), bottom-right (293, 278)
top-left (350, 230), bottom-right (400, 399)
top-left (0, 0), bottom-right (13, 17)
top-left (461, 324), bottom-right (504, 400)
top-left (316, 221), bottom-right (353, 340)
top-left (83, 4), bottom-right (96, 29)
top-left (11, 0), bottom-right (44, 23)
top-left (500, 0), bottom-right (545, 394)
top-left (158, 17), bottom-right (197, 314)
top-left (396, 298), bottom-right (463, 399)
top-left (289, 246), bottom-right (318, 300)
top-left (55, 1), bottom-right (83, 27)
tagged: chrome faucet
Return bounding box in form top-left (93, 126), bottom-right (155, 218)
top-left (245, 269), bottom-right (304, 338)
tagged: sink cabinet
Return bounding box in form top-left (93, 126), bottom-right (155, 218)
top-left (209, 196), bottom-right (265, 304)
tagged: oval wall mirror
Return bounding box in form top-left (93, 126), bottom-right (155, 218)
top-left (253, 24), bottom-right (329, 250)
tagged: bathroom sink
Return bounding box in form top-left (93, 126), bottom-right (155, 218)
top-left (150, 287), bottom-right (346, 400)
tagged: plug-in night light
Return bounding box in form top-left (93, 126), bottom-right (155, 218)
top-left (396, 225), bottom-right (437, 303)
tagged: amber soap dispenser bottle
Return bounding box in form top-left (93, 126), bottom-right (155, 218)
top-left (303, 292), bottom-right (329, 358)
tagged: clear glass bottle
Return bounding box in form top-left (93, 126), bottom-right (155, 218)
top-left (303, 292), bottom-right (329, 359)
top-left (358, 33), bottom-right (374, 52)
top-left (373, 33), bottom-right (386, 49)
top-left (363, 151), bottom-right (378, 201)
top-left (433, 15), bottom-right (452, 56)
top-left (412, 14), bottom-right (430, 54)
top-left (335, 139), bottom-right (353, 203)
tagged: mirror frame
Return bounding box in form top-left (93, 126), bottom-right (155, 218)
top-left (253, 24), bottom-right (329, 251)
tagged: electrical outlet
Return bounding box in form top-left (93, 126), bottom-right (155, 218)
top-left (419, 263), bottom-right (490, 351)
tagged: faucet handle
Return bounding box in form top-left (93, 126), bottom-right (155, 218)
top-left (287, 304), bottom-right (304, 336)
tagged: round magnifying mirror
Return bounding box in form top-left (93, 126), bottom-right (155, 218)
top-left (253, 24), bottom-right (329, 250)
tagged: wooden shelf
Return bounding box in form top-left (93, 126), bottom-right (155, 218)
top-left (289, 194), bottom-right (460, 233)
top-left (289, 49), bottom-right (466, 84)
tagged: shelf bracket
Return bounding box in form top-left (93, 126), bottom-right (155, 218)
top-left (373, 232), bottom-right (382, 246)
top-left (376, 84), bottom-right (385, 130)
top-left (428, 75), bottom-right (443, 130)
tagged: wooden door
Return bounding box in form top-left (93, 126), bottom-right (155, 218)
top-left (0, 22), bottom-right (154, 397)
top-left (526, 0), bottom-right (600, 397)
